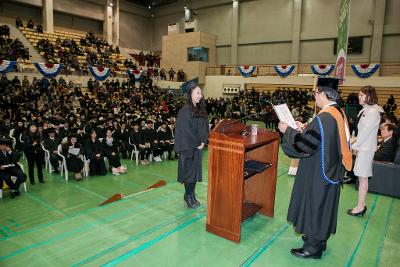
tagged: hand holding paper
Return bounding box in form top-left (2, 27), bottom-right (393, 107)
top-left (273, 104), bottom-right (298, 129)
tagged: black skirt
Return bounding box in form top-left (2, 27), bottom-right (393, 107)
top-left (177, 148), bottom-right (203, 183)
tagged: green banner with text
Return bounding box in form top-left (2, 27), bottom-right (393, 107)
top-left (334, 0), bottom-right (351, 84)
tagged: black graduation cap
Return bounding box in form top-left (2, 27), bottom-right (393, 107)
top-left (316, 77), bottom-right (340, 91)
top-left (181, 77), bottom-right (199, 94)
top-left (47, 127), bottom-right (56, 134)
top-left (0, 137), bottom-right (12, 146)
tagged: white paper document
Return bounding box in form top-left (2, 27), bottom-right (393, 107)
top-left (273, 104), bottom-right (298, 129)
top-left (68, 147), bottom-right (80, 156)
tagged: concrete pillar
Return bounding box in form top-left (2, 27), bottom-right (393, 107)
top-left (112, 0), bottom-right (120, 46)
top-left (370, 0), bottom-right (386, 63)
top-left (42, 0), bottom-right (54, 33)
top-left (104, 0), bottom-right (113, 44)
top-left (290, 0), bottom-right (302, 64)
top-left (230, 0), bottom-right (239, 65)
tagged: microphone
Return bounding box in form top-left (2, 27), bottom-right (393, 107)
top-left (222, 100), bottom-right (274, 135)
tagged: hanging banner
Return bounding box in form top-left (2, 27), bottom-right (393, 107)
top-left (89, 66), bottom-right (111, 81)
top-left (334, 0), bottom-right (351, 84)
top-left (351, 64), bottom-right (380, 78)
top-left (310, 64), bottom-right (335, 76)
top-left (237, 66), bottom-right (257, 77)
top-left (130, 69), bottom-right (143, 80)
top-left (34, 63), bottom-right (63, 78)
top-left (274, 65), bottom-right (295, 77)
top-left (0, 60), bottom-right (17, 73)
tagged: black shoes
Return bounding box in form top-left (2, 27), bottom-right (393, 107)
top-left (10, 191), bottom-right (21, 199)
top-left (39, 180), bottom-right (45, 184)
top-left (347, 206), bottom-right (367, 217)
top-left (184, 193), bottom-right (200, 209)
top-left (291, 248), bottom-right (322, 259)
top-left (191, 194), bottom-right (200, 207)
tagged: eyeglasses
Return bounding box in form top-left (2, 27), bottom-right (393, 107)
top-left (313, 91), bottom-right (320, 96)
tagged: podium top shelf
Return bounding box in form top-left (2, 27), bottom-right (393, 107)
top-left (210, 119), bottom-right (279, 149)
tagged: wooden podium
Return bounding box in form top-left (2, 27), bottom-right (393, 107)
top-left (206, 120), bottom-right (279, 243)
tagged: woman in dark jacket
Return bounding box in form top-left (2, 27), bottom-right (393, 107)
top-left (62, 134), bottom-right (84, 180)
top-left (23, 123), bottom-right (45, 184)
top-left (174, 83), bottom-right (209, 208)
top-left (84, 129), bottom-right (106, 176)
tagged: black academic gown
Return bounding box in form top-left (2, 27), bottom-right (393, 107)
top-left (84, 139), bottom-right (106, 175)
top-left (174, 104), bottom-right (209, 183)
top-left (281, 112), bottom-right (345, 241)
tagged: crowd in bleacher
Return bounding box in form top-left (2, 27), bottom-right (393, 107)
top-left (0, 24), bottom-right (30, 62)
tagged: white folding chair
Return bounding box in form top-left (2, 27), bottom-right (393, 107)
top-left (129, 137), bottom-right (140, 165)
top-left (57, 144), bottom-right (68, 181)
top-left (9, 129), bottom-right (16, 149)
top-left (41, 143), bottom-right (53, 173)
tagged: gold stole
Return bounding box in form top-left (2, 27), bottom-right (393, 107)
top-left (319, 106), bottom-right (353, 171)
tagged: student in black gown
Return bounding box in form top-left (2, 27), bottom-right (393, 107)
top-left (23, 123), bottom-right (45, 185)
top-left (0, 138), bottom-right (26, 198)
top-left (158, 121), bottom-right (174, 160)
top-left (85, 129), bottom-right (106, 176)
top-left (62, 134), bottom-right (84, 180)
top-left (114, 123), bottom-right (130, 159)
top-left (174, 82), bottom-right (209, 208)
top-left (103, 128), bottom-right (127, 175)
top-left (130, 121), bottom-right (150, 165)
top-left (141, 120), bottom-right (163, 162)
top-left (43, 128), bottom-right (61, 173)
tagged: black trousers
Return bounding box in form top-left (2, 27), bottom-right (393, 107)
top-left (159, 143), bottom-right (173, 158)
top-left (89, 156), bottom-right (106, 175)
top-left (119, 141), bottom-right (130, 159)
top-left (25, 152), bottom-right (44, 183)
top-left (303, 236), bottom-right (326, 253)
top-left (139, 147), bottom-right (151, 160)
top-left (151, 143), bottom-right (163, 157)
top-left (49, 153), bottom-right (62, 170)
top-left (0, 166), bottom-right (26, 191)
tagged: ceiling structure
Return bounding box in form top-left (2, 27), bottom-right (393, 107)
top-left (126, 0), bottom-right (179, 9)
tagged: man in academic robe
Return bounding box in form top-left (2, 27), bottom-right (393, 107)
top-left (278, 77), bottom-right (352, 259)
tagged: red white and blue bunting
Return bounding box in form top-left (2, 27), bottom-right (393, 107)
top-left (310, 64), bottom-right (335, 76)
top-left (238, 65), bottom-right (257, 77)
top-left (274, 65), bottom-right (295, 77)
top-left (89, 66), bottom-right (111, 81)
top-left (351, 64), bottom-right (380, 78)
top-left (128, 69), bottom-right (143, 80)
top-left (0, 60), bottom-right (17, 73)
top-left (34, 63), bottom-right (63, 78)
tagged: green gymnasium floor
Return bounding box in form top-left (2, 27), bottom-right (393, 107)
top-left (1, 131), bottom-right (399, 266)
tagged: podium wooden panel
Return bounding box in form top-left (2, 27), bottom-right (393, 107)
top-left (206, 120), bottom-right (279, 243)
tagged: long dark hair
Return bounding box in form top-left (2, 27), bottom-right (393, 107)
top-left (186, 86), bottom-right (208, 118)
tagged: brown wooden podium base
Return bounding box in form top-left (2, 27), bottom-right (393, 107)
top-left (241, 202), bottom-right (262, 221)
top-left (206, 223), bottom-right (241, 243)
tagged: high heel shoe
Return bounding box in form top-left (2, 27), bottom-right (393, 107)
top-left (347, 206), bottom-right (367, 217)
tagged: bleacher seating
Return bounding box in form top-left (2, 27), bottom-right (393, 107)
top-left (19, 27), bottom-right (128, 75)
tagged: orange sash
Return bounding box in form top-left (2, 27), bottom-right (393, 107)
top-left (319, 106), bottom-right (353, 171)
